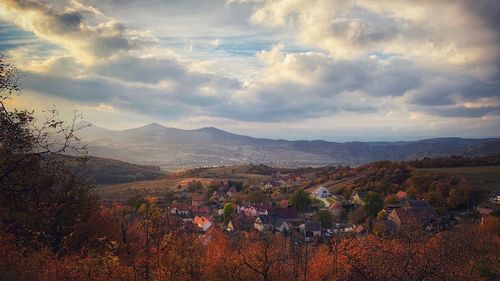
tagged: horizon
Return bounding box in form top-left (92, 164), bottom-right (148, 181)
top-left (1, 0), bottom-right (499, 140)
top-left (82, 121), bottom-right (500, 143)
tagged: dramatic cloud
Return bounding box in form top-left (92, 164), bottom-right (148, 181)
top-left (0, 0), bottom-right (499, 140)
top-left (250, 0), bottom-right (500, 76)
top-left (0, 0), bottom-right (157, 63)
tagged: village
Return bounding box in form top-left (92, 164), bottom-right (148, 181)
top-left (158, 169), bottom-right (499, 242)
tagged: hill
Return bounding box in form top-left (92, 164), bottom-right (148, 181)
top-left (78, 156), bottom-right (165, 184)
top-left (76, 122), bottom-right (500, 169)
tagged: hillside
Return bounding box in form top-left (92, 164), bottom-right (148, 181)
top-left (76, 122), bottom-right (500, 169)
top-left (78, 156), bottom-right (165, 184)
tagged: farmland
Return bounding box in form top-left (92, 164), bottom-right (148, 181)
top-left (418, 165), bottom-right (500, 193)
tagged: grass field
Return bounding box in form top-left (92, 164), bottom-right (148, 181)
top-left (419, 165), bottom-right (500, 193)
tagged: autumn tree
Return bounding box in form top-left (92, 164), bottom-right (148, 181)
top-left (0, 54), bottom-right (96, 253)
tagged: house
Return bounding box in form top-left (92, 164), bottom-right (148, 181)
top-left (226, 187), bottom-right (238, 197)
top-left (210, 190), bottom-right (228, 204)
top-left (328, 202), bottom-right (343, 219)
top-left (300, 221), bottom-right (322, 237)
top-left (227, 213), bottom-right (253, 232)
top-left (239, 203), bottom-right (272, 217)
top-left (263, 182), bottom-right (274, 190)
top-left (488, 191), bottom-right (500, 204)
top-left (170, 203), bottom-right (191, 216)
top-left (330, 223), bottom-right (355, 235)
top-left (396, 190), bottom-right (409, 201)
top-left (191, 193), bottom-right (205, 206)
top-left (388, 200), bottom-right (437, 228)
top-left (255, 215), bottom-right (273, 232)
top-left (272, 218), bottom-right (289, 233)
top-left (193, 216), bottom-right (213, 231)
top-left (313, 186), bottom-right (330, 198)
top-left (191, 205), bottom-right (212, 217)
top-left (254, 214), bottom-right (290, 233)
top-left (354, 225), bottom-right (365, 235)
top-left (351, 191), bottom-right (368, 205)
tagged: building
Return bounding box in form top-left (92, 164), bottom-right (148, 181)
top-left (210, 190), bottom-right (228, 204)
top-left (191, 205), bottom-right (212, 217)
top-left (239, 203), bottom-right (272, 217)
top-left (300, 221), bottom-right (322, 237)
top-left (388, 200), bottom-right (437, 228)
top-left (254, 214), bottom-right (290, 233)
top-left (328, 202), bottom-right (344, 219)
top-left (272, 218), bottom-right (289, 233)
top-left (227, 213), bottom-right (253, 232)
top-left (313, 186), bottom-right (330, 198)
top-left (254, 215), bottom-right (273, 232)
top-left (351, 191), bottom-right (368, 205)
top-left (263, 182), bottom-right (274, 190)
top-left (193, 216), bottom-right (212, 231)
top-left (396, 190), bottom-right (409, 201)
top-left (169, 203), bottom-right (191, 216)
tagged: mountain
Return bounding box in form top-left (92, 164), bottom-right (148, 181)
top-left (76, 122), bottom-right (500, 169)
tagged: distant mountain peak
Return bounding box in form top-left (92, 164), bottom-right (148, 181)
top-left (198, 126), bottom-right (226, 133)
top-left (144, 122), bottom-right (165, 128)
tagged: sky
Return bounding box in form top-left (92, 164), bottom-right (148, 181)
top-left (0, 0), bottom-right (499, 141)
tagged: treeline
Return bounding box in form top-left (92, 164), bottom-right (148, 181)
top-left (330, 161), bottom-right (472, 213)
top-left (1, 201), bottom-right (498, 281)
top-left (406, 155), bottom-right (500, 168)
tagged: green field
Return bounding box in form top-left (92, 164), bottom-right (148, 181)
top-left (419, 165), bottom-right (500, 193)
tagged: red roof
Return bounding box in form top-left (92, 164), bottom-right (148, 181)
top-left (193, 216), bottom-right (211, 227)
top-left (396, 191), bottom-right (408, 200)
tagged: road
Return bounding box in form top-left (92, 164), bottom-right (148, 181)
top-left (316, 196), bottom-right (331, 208)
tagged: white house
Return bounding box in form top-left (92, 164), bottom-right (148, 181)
top-left (313, 186), bottom-right (330, 198)
top-left (264, 182), bottom-right (274, 190)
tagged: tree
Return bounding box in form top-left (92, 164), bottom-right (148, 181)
top-left (0, 54), bottom-right (96, 253)
top-left (363, 191), bottom-right (384, 217)
top-left (348, 208), bottom-right (368, 224)
top-left (290, 189), bottom-right (311, 211)
top-left (313, 210), bottom-right (333, 229)
top-left (223, 203), bottom-right (236, 220)
top-left (384, 194), bottom-right (399, 206)
top-left (228, 180), bottom-right (243, 192)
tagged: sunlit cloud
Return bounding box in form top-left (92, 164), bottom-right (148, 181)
top-left (0, 0), bottom-right (499, 140)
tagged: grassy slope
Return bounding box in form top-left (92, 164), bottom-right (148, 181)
top-left (418, 165), bottom-right (500, 193)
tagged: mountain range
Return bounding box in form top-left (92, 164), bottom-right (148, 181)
top-left (76, 122), bottom-right (500, 169)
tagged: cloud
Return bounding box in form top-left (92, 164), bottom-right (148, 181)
top-left (0, 0), bottom-right (157, 64)
top-left (249, 0), bottom-right (500, 78)
top-left (210, 39), bottom-right (221, 48)
top-left (1, 0), bottom-right (499, 139)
